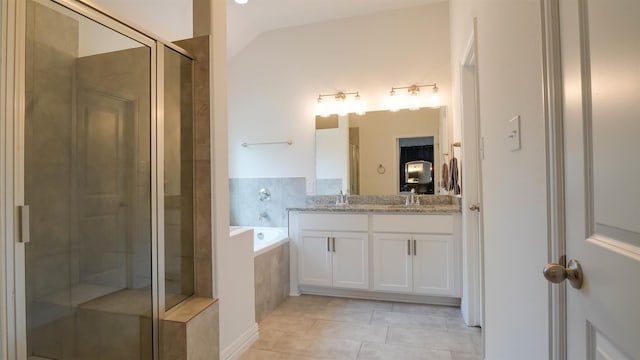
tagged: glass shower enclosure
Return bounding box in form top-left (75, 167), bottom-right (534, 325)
top-left (20, 0), bottom-right (196, 358)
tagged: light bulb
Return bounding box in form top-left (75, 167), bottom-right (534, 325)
top-left (234, 0), bottom-right (248, 4)
top-left (316, 97), bottom-right (330, 117)
top-left (336, 98), bottom-right (347, 116)
top-left (408, 90), bottom-right (420, 111)
top-left (354, 93), bottom-right (366, 115)
top-left (335, 92), bottom-right (347, 116)
top-left (389, 89), bottom-right (400, 112)
top-left (429, 86), bottom-right (440, 108)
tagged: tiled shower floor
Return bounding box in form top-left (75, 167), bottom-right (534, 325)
top-left (238, 295), bottom-right (482, 360)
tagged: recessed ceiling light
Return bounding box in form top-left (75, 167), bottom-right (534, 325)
top-left (234, 0), bottom-right (248, 4)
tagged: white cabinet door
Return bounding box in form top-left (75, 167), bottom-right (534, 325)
top-left (331, 231), bottom-right (369, 289)
top-left (412, 234), bottom-right (456, 296)
top-left (298, 231), bottom-right (332, 287)
top-left (373, 233), bottom-right (413, 293)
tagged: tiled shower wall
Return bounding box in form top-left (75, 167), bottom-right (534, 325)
top-left (229, 177), bottom-right (306, 227)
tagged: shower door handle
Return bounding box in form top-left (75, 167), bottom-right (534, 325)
top-left (18, 205), bottom-right (30, 243)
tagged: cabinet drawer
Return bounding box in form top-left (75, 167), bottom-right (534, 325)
top-left (372, 214), bottom-right (453, 234)
top-left (298, 213), bottom-right (368, 232)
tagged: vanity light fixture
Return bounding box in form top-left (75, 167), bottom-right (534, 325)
top-left (234, 0), bottom-right (249, 4)
top-left (389, 83), bottom-right (440, 110)
top-left (316, 91), bottom-right (365, 117)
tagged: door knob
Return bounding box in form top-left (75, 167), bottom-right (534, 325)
top-left (469, 203), bottom-right (480, 212)
top-left (543, 259), bottom-right (583, 289)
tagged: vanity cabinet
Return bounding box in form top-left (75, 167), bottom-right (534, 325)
top-left (372, 214), bottom-right (459, 297)
top-left (373, 233), bottom-right (456, 296)
top-left (297, 214), bottom-right (369, 290)
top-left (289, 211), bottom-right (461, 300)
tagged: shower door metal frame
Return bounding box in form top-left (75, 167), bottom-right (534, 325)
top-left (1, 0), bottom-right (27, 358)
top-left (0, 0), bottom-right (195, 358)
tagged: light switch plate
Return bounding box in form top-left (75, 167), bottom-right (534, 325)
top-left (507, 115), bottom-right (521, 151)
top-left (306, 180), bottom-right (315, 194)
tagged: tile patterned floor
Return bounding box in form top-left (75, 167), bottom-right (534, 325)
top-left (238, 295), bottom-right (482, 360)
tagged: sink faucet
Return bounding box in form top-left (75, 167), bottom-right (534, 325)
top-left (405, 188), bottom-right (420, 206)
top-left (336, 190), bottom-right (349, 205)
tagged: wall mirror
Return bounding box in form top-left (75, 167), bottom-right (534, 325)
top-left (315, 107), bottom-right (448, 195)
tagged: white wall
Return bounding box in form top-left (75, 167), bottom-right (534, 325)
top-left (449, 0), bottom-right (550, 359)
top-left (220, 228), bottom-right (256, 357)
top-left (228, 3), bottom-right (451, 181)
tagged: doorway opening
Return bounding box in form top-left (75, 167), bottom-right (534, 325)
top-left (398, 136), bottom-right (435, 195)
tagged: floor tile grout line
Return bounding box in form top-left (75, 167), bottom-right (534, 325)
top-left (384, 325), bottom-right (390, 344)
top-left (355, 341), bottom-right (364, 360)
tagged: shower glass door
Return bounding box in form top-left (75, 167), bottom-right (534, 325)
top-left (24, 0), bottom-right (154, 358)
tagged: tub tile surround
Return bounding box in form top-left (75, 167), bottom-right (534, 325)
top-left (238, 295), bottom-right (482, 360)
top-left (254, 243), bottom-right (290, 322)
top-left (229, 177), bottom-right (306, 227)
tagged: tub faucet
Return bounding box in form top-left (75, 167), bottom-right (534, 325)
top-left (258, 212), bottom-right (269, 222)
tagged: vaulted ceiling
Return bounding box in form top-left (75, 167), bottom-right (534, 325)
top-left (227, 0), bottom-right (446, 57)
top-left (89, 0), bottom-right (445, 58)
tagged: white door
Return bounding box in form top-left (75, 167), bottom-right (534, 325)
top-left (76, 89), bottom-right (133, 289)
top-left (459, 21), bottom-right (484, 326)
top-left (560, 0), bottom-right (640, 358)
top-left (413, 234), bottom-right (456, 296)
top-left (331, 231), bottom-right (368, 289)
top-left (298, 231), bottom-right (332, 287)
top-left (372, 233), bottom-right (412, 293)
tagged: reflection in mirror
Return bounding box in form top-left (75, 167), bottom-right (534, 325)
top-left (399, 137), bottom-right (434, 194)
top-left (315, 108), bottom-right (445, 196)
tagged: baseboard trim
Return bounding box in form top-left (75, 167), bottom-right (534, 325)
top-left (220, 323), bottom-right (259, 360)
top-left (298, 286), bottom-right (461, 306)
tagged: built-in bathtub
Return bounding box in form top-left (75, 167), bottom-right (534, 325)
top-left (229, 226), bottom-right (290, 322)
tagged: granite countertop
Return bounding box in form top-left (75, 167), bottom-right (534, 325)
top-left (287, 203), bottom-right (460, 214)
top-left (288, 195), bottom-right (461, 214)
